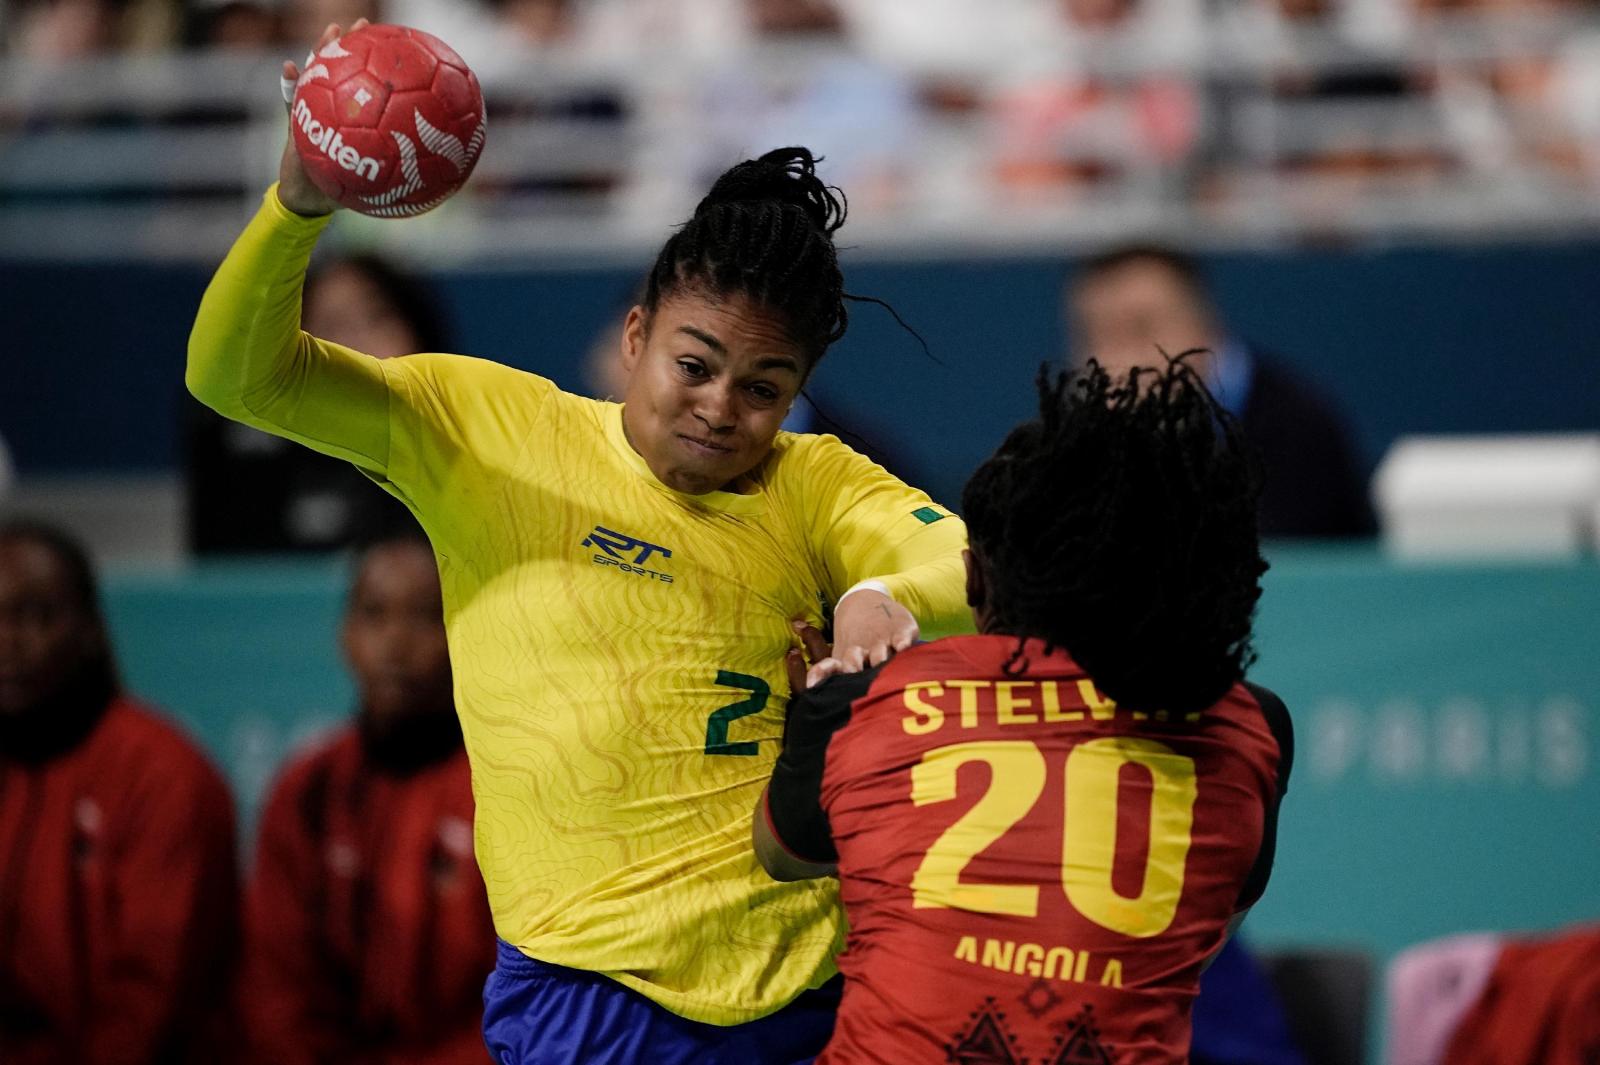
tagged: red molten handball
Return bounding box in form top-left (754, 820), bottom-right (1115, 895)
top-left (289, 24), bottom-right (486, 218)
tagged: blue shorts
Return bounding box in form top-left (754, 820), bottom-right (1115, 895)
top-left (483, 940), bottom-right (841, 1065)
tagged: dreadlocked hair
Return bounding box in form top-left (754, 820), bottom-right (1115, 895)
top-left (643, 147), bottom-right (849, 367)
top-left (960, 353), bottom-right (1268, 715)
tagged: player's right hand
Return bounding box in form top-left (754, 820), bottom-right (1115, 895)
top-left (275, 20), bottom-right (368, 217)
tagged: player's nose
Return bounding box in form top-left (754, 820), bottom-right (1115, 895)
top-left (693, 386), bottom-right (737, 433)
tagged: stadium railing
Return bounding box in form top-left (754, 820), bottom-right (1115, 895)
top-left (3, 10), bottom-right (1600, 261)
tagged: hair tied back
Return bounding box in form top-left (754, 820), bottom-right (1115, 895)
top-left (695, 147), bottom-right (847, 237)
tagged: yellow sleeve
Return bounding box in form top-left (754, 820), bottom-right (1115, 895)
top-left (793, 434), bottom-right (974, 637)
top-left (186, 185), bottom-right (391, 475)
top-left (187, 185), bottom-right (556, 535)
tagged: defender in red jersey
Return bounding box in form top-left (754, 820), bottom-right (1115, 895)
top-left (757, 357), bottom-right (1290, 1065)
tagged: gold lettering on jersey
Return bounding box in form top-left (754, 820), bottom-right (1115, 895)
top-left (902, 683), bottom-right (946, 735)
top-left (948, 680), bottom-right (985, 728)
top-left (1077, 680), bottom-right (1116, 721)
top-left (900, 679), bottom-right (1155, 734)
top-left (981, 938), bottom-right (1015, 971)
top-left (996, 682), bottom-right (1037, 725)
top-left (1041, 682), bottom-right (1083, 722)
top-left (952, 935), bottom-right (1123, 986)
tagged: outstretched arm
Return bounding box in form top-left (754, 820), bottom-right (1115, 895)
top-left (186, 20), bottom-right (398, 476)
top-left (802, 436), bottom-right (971, 683)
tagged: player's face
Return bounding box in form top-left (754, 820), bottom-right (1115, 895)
top-left (619, 292), bottom-right (807, 495)
top-left (0, 540), bottom-right (103, 718)
top-left (1072, 261), bottom-right (1218, 380)
top-left (342, 543), bottom-right (453, 727)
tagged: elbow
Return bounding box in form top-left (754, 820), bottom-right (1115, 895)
top-left (185, 327), bottom-right (223, 410)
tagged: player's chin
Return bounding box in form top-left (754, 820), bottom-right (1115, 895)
top-left (672, 439), bottom-right (753, 485)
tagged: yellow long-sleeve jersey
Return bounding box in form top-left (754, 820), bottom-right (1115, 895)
top-left (187, 188), bottom-right (972, 1025)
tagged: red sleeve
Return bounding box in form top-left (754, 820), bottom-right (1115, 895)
top-left (242, 756), bottom-right (350, 1065)
top-left (86, 735), bottom-right (240, 1065)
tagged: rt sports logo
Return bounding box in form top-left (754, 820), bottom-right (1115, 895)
top-left (582, 526), bottom-right (674, 584)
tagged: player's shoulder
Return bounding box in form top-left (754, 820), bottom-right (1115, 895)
top-left (90, 696), bottom-right (235, 820)
top-left (97, 696), bottom-right (229, 787)
top-left (765, 430), bottom-right (882, 491)
top-left (1238, 680), bottom-right (1294, 788)
top-left (259, 726), bottom-right (364, 827)
top-left (384, 352), bottom-right (570, 406)
top-left (268, 726), bottom-right (361, 799)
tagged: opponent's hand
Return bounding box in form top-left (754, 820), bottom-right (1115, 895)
top-left (810, 589), bottom-right (917, 687)
top-left (785, 619), bottom-right (833, 694)
top-left (275, 20), bottom-right (369, 217)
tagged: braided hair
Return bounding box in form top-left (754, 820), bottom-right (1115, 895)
top-left (643, 147), bottom-right (848, 369)
top-left (961, 354), bottom-right (1268, 715)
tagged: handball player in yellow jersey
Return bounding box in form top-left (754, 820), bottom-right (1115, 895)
top-left (188, 22), bottom-right (969, 1064)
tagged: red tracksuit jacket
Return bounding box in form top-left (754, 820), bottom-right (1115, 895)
top-left (0, 694), bottom-right (240, 1065)
top-left (243, 725), bottom-right (496, 1065)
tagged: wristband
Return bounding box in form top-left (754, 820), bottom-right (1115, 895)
top-left (837, 579), bottom-right (891, 607)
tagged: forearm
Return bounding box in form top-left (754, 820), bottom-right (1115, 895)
top-left (877, 550), bottom-right (974, 639)
top-left (186, 184), bottom-right (392, 473)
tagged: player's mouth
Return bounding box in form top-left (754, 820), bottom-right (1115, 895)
top-left (677, 434), bottom-right (734, 458)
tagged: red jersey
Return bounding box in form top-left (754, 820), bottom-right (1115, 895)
top-left (1443, 924), bottom-right (1600, 1065)
top-left (0, 694), bottom-right (239, 1065)
top-left (243, 724), bottom-right (496, 1065)
top-left (766, 636), bottom-right (1292, 1065)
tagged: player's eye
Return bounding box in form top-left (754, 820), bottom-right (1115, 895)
top-left (676, 359), bottom-right (710, 380)
top-left (747, 383), bottom-right (780, 404)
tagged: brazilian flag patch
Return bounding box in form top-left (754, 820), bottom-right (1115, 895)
top-left (911, 506), bottom-right (947, 525)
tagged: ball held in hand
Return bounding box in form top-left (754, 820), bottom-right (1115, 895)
top-left (289, 24), bottom-right (485, 218)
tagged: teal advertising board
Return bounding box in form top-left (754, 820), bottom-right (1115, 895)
top-left (102, 549), bottom-right (1598, 997)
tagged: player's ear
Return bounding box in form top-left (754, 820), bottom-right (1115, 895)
top-left (621, 305), bottom-right (648, 375)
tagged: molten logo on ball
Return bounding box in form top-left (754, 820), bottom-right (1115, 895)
top-left (292, 98), bottom-right (382, 181)
top-left (289, 24), bottom-right (486, 218)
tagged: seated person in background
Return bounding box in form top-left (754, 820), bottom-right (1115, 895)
top-left (756, 357), bottom-right (1293, 1063)
top-left (242, 527), bottom-right (494, 1065)
top-left (1068, 244), bottom-right (1376, 539)
top-left (186, 253), bottom-right (440, 553)
top-left (0, 520), bottom-right (238, 1065)
top-left (1441, 922), bottom-right (1600, 1065)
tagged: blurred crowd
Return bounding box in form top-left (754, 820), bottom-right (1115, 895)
top-left (6, 0), bottom-right (1600, 234)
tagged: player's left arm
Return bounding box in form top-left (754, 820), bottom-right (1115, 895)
top-left (800, 436), bottom-right (970, 682)
top-left (1201, 682), bottom-right (1296, 970)
top-left (754, 665), bottom-right (880, 881)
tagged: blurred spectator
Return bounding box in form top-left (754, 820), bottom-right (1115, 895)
top-left (989, 0), bottom-right (1205, 198)
top-left (1432, 0), bottom-right (1600, 191)
top-left (1192, 937), bottom-right (1307, 1065)
top-left (282, 0), bottom-right (381, 50)
top-left (0, 520), bottom-right (238, 1065)
top-left (242, 528), bottom-right (493, 1065)
top-left (1067, 244), bottom-right (1376, 538)
top-left (192, 0), bottom-right (280, 51)
top-left (634, 0), bottom-right (918, 215)
top-left (1390, 923), bottom-right (1600, 1065)
top-left (185, 252), bottom-right (438, 554)
top-left (5, 0), bottom-right (179, 58)
top-left (1441, 922), bottom-right (1600, 1065)
top-left (1203, 0), bottom-right (1449, 225)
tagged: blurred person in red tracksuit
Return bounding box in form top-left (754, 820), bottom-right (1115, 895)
top-left (243, 527), bottom-right (495, 1065)
top-left (0, 520), bottom-right (239, 1065)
